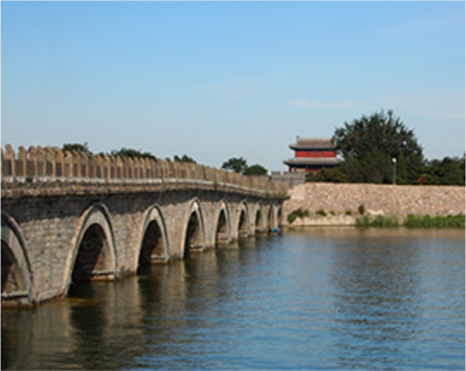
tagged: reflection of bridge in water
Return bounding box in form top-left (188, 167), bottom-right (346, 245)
top-left (1, 145), bottom-right (287, 306)
top-left (1, 250), bottom-right (241, 369)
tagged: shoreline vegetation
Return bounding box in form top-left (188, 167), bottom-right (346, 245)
top-left (356, 214), bottom-right (465, 228)
top-left (287, 207), bottom-right (465, 229)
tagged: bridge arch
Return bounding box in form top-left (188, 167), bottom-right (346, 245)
top-left (214, 201), bottom-right (231, 247)
top-left (267, 205), bottom-right (274, 230)
top-left (1, 214), bottom-right (34, 306)
top-left (253, 203), bottom-right (266, 234)
top-left (182, 199), bottom-right (205, 256)
top-left (276, 205), bottom-right (283, 227)
top-left (136, 204), bottom-right (169, 271)
top-left (63, 203), bottom-right (117, 294)
top-left (237, 201), bottom-right (250, 239)
top-left (266, 203), bottom-right (282, 230)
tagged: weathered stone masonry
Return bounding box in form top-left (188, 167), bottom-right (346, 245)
top-left (1, 145), bottom-right (287, 306)
top-left (284, 182), bottom-right (465, 225)
top-left (1, 180), bottom-right (286, 306)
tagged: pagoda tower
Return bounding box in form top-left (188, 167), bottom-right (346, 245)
top-left (283, 137), bottom-right (340, 172)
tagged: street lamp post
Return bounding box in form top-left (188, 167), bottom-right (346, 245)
top-left (392, 158), bottom-right (397, 185)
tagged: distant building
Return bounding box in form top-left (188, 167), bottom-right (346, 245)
top-left (283, 137), bottom-right (340, 172)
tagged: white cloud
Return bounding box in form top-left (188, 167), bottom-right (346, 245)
top-left (287, 91), bottom-right (465, 121)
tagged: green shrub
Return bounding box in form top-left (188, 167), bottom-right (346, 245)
top-left (405, 214), bottom-right (465, 228)
top-left (356, 215), bottom-right (399, 228)
top-left (316, 209), bottom-right (327, 217)
top-left (356, 215), bottom-right (371, 228)
top-left (294, 208), bottom-right (309, 220)
top-left (287, 208), bottom-right (310, 224)
top-left (357, 213), bottom-right (465, 229)
top-left (345, 210), bottom-right (352, 216)
top-left (287, 213), bottom-right (297, 224)
top-left (358, 204), bottom-right (365, 215)
top-left (305, 168), bottom-right (348, 183)
top-left (305, 172), bottom-right (316, 182)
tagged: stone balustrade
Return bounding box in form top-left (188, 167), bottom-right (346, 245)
top-left (1, 144), bottom-right (286, 195)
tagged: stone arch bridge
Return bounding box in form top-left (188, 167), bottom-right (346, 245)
top-left (1, 145), bottom-right (287, 306)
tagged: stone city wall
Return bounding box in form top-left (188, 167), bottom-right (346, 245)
top-left (284, 182), bottom-right (465, 226)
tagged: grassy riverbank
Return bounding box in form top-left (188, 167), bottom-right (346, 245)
top-left (404, 214), bottom-right (465, 228)
top-left (356, 214), bottom-right (465, 228)
top-left (356, 215), bottom-right (400, 228)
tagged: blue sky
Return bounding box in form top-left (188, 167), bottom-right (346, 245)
top-left (2, 1), bottom-right (464, 172)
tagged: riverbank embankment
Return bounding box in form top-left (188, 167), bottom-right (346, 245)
top-left (284, 183), bottom-right (465, 226)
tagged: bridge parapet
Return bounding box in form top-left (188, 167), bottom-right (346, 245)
top-left (1, 145), bottom-right (287, 196)
top-left (1, 145), bottom-right (288, 306)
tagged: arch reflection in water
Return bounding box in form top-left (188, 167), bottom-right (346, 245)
top-left (1, 229), bottom-right (464, 370)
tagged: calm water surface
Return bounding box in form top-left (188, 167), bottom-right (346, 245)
top-left (2, 228), bottom-right (465, 370)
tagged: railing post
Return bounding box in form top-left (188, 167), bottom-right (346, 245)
top-left (144, 158), bottom-right (151, 179)
top-left (154, 159), bottom-right (160, 179)
top-left (89, 154), bottom-right (98, 178)
top-left (166, 161), bottom-right (173, 178)
top-left (63, 151), bottom-right (72, 177)
top-left (27, 146), bottom-right (38, 177)
top-left (37, 147), bottom-right (47, 176)
top-left (127, 157), bottom-right (134, 179)
top-left (180, 162), bottom-right (187, 178)
top-left (115, 156), bottom-right (123, 179)
top-left (71, 152), bottom-right (81, 177)
top-left (101, 154), bottom-right (109, 178)
top-left (190, 162), bottom-right (196, 180)
top-left (83, 153), bottom-right (90, 178)
top-left (135, 158), bottom-right (143, 179)
top-left (108, 155), bottom-right (116, 179)
top-left (3, 144), bottom-right (16, 176)
top-left (1, 147), bottom-right (5, 176)
top-left (144, 158), bottom-right (152, 179)
top-left (44, 147), bottom-right (57, 176)
top-left (15, 146), bottom-right (26, 177)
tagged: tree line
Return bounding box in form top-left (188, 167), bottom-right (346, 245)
top-left (61, 109), bottom-right (463, 185)
top-left (62, 144), bottom-right (196, 164)
top-left (61, 144), bottom-right (269, 175)
top-left (306, 110), bottom-right (464, 186)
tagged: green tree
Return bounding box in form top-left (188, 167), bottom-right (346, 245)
top-left (62, 142), bottom-right (92, 156)
top-left (305, 168), bottom-right (348, 183)
top-left (222, 157), bottom-right (248, 174)
top-left (243, 164), bottom-right (268, 176)
top-left (421, 155), bottom-right (465, 185)
top-left (174, 154), bottom-right (196, 164)
top-left (110, 147), bottom-right (157, 161)
top-left (333, 110), bottom-right (424, 184)
top-left (396, 150), bottom-right (408, 184)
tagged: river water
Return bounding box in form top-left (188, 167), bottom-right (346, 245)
top-left (2, 227), bottom-right (465, 370)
